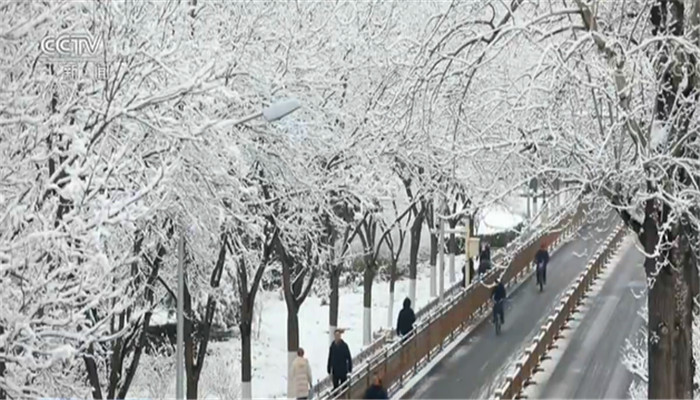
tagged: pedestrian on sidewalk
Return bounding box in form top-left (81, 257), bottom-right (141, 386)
top-left (327, 329), bottom-right (352, 390)
top-left (534, 242), bottom-right (550, 285)
top-left (363, 372), bottom-right (388, 399)
top-left (396, 297), bottom-right (416, 341)
top-left (478, 243), bottom-right (492, 278)
top-left (491, 278), bottom-right (506, 325)
top-left (291, 347), bottom-right (313, 400)
top-left (481, 243), bottom-right (491, 263)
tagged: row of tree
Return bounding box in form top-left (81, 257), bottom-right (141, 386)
top-left (3, 0), bottom-right (697, 398)
top-left (0, 2), bottom-right (527, 399)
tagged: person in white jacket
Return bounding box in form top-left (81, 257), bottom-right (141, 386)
top-left (291, 347), bottom-right (313, 400)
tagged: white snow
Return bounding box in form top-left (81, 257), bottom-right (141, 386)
top-left (130, 260), bottom-right (465, 399)
top-left (129, 205), bottom-right (526, 399)
top-left (478, 206), bottom-right (524, 235)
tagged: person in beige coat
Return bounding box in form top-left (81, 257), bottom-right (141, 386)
top-left (291, 347), bottom-right (313, 399)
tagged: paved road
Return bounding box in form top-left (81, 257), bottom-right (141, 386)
top-left (401, 215), bottom-right (619, 399)
top-left (536, 241), bottom-right (646, 399)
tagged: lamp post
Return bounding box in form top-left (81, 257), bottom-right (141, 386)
top-left (175, 98), bottom-right (301, 400)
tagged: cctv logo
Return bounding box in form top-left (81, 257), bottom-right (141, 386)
top-left (40, 33), bottom-right (103, 61)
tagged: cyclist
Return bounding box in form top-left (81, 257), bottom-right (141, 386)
top-left (491, 278), bottom-right (506, 326)
top-left (534, 242), bottom-right (550, 289)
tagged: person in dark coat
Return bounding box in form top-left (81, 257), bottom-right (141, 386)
top-left (478, 257), bottom-right (490, 278)
top-left (491, 278), bottom-right (506, 324)
top-left (481, 243), bottom-right (491, 263)
top-left (364, 373), bottom-right (388, 399)
top-left (478, 243), bottom-right (491, 278)
top-left (534, 242), bottom-right (550, 284)
top-left (396, 297), bottom-right (416, 338)
top-left (327, 329), bottom-right (352, 390)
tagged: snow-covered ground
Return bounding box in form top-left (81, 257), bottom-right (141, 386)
top-left (130, 206), bottom-right (525, 399)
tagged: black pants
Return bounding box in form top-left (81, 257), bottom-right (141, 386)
top-left (543, 266), bottom-right (547, 284)
top-left (332, 374), bottom-right (348, 389)
top-left (493, 300), bottom-right (504, 324)
top-left (537, 265), bottom-right (547, 285)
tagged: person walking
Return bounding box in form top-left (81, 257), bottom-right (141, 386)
top-left (491, 278), bottom-right (506, 325)
top-left (534, 242), bottom-right (550, 286)
top-left (363, 373), bottom-right (388, 399)
top-left (327, 329), bottom-right (352, 390)
top-left (291, 348), bottom-right (313, 400)
top-left (478, 243), bottom-right (492, 278)
top-left (396, 297), bottom-right (416, 340)
top-left (481, 243), bottom-right (492, 263)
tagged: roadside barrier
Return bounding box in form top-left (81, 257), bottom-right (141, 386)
top-left (492, 222), bottom-right (626, 399)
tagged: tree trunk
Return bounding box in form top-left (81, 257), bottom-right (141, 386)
top-left (427, 201), bottom-right (437, 268)
top-left (429, 231), bottom-right (438, 295)
top-left (532, 189), bottom-right (538, 223)
top-left (84, 345), bottom-right (103, 400)
top-left (646, 255), bottom-right (676, 399)
top-left (674, 231), bottom-right (695, 399)
top-left (363, 266), bottom-right (374, 346)
top-left (468, 216), bottom-right (476, 284)
top-left (287, 306), bottom-right (300, 397)
top-left (408, 209), bottom-right (425, 305)
top-left (0, 325), bottom-right (6, 400)
top-left (448, 219), bottom-right (457, 283)
top-left (186, 373), bottom-right (198, 400)
top-left (329, 264), bottom-right (340, 344)
top-left (183, 283), bottom-right (198, 400)
top-left (240, 297), bottom-right (254, 400)
top-left (388, 260), bottom-right (397, 328)
top-left (644, 1), bottom-right (698, 397)
top-left (429, 234), bottom-right (438, 268)
top-left (275, 236), bottom-right (316, 399)
top-left (643, 200), bottom-right (696, 399)
top-left (526, 192), bottom-right (531, 220)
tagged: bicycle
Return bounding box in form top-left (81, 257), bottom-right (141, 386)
top-left (536, 262), bottom-right (545, 292)
top-left (493, 299), bottom-right (504, 335)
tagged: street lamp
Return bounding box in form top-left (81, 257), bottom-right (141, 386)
top-left (175, 98), bottom-right (301, 400)
top-left (229, 98), bottom-right (302, 126)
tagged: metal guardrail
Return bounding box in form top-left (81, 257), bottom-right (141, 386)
top-left (493, 222), bottom-right (626, 400)
top-left (315, 204), bottom-right (588, 400)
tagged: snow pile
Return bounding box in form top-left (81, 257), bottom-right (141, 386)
top-left (477, 197), bottom-right (529, 235)
top-left (478, 206), bottom-right (524, 235)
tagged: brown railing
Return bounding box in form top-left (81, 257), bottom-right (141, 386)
top-left (316, 204), bottom-right (588, 400)
top-left (310, 206), bottom-right (582, 396)
top-left (493, 222), bottom-right (626, 400)
top-left (414, 216), bottom-right (560, 322)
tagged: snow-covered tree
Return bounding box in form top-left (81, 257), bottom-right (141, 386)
top-left (421, 0), bottom-right (700, 396)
